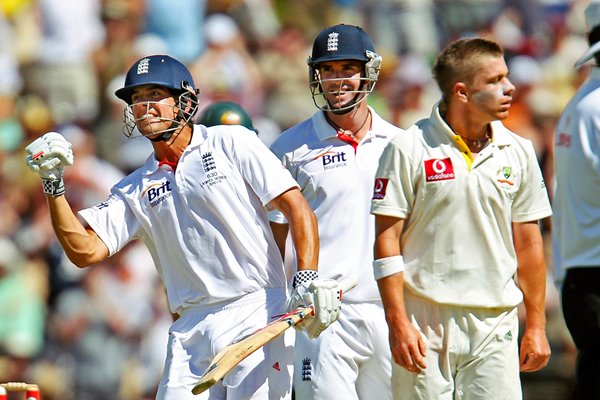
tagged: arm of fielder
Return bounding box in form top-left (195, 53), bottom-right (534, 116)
top-left (191, 278), bottom-right (357, 395)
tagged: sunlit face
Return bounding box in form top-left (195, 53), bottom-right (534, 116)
top-left (130, 85), bottom-right (178, 137)
top-left (465, 55), bottom-right (515, 121)
top-left (317, 60), bottom-right (364, 110)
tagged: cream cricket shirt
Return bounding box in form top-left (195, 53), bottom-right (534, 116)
top-left (270, 108), bottom-right (404, 303)
top-left (552, 67), bottom-right (600, 286)
top-left (78, 125), bottom-right (298, 315)
top-left (371, 105), bottom-right (552, 308)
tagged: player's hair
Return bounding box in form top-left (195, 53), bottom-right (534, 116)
top-left (432, 37), bottom-right (504, 104)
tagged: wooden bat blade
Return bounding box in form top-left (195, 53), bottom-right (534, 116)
top-left (191, 306), bottom-right (311, 395)
top-left (191, 277), bottom-right (357, 395)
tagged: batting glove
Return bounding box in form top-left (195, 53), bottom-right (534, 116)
top-left (25, 131), bottom-right (74, 197)
top-left (287, 270), bottom-right (342, 339)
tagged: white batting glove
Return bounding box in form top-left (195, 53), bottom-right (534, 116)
top-left (25, 131), bottom-right (74, 197)
top-left (287, 270), bottom-right (342, 339)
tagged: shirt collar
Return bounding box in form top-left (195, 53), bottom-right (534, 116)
top-left (430, 102), bottom-right (512, 148)
top-left (141, 125), bottom-right (204, 175)
top-left (312, 106), bottom-right (389, 141)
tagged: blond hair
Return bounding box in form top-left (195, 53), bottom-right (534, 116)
top-left (432, 37), bottom-right (504, 104)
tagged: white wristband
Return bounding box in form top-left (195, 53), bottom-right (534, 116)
top-left (373, 255), bottom-right (404, 280)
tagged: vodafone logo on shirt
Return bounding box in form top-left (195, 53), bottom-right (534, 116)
top-left (424, 158), bottom-right (455, 182)
top-left (372, 178), bottom-right (389, 199)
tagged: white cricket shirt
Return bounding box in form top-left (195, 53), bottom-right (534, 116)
top-left (270, 107), bottom-right (404, 302)
top-left (79, 125), bottom-right (298, 314)
top-left (552, 67), bottom-right (600, 286)
top-left (371, 104), bottom-right (552, 308)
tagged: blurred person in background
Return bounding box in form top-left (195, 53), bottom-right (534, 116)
top-left (0, 237), bottom-right (47, 384)
top-left (189, 13), bottom-right (265, 116)
top-left (46, 241), bottom-right (157, 400)
top-left (255, 24), bottom-right (314, 131)
top-left (360, 0), bottom-right (439, 60)
top-left (143, 0), bottom-right (206, 64)
top-left (21, 0), bottom-right (104, 126)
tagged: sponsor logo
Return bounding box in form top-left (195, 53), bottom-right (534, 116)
top-left (504, 330), bottom-right (513, 341)
top-left (313, 150), bottom-right (348, 170)
top-left (424, 158), bottom-right (455, 182)
top-left (142, 180), bottom-right (173, 207)
top-left (556, 133), bottom-right (571, 148)
top-left (272, 361), bottom-right (280, 372)
top-left (301, 357), bottom-right (312, 381)
top-left (372, 178), bottom-right (389, 200)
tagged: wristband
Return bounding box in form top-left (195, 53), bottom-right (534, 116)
top-left (373, 255), bottom-right (404, 280)
top-left (292, 269), bottom-right (318, 288)
top-left (42, 176), bottom-right (65, 197)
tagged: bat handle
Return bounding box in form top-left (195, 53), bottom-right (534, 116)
top-left (338, 277), bottom-right (358, 295)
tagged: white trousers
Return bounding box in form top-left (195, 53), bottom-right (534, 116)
top-left (393, 290), bottom-right (521, 400)
top-left (293, 301), bottom-right (392, 400)
top-left (157, 288), bottom-right (294, 400)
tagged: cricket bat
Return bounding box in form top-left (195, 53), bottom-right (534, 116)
top-left (191, 278), bottom-right (357, 395)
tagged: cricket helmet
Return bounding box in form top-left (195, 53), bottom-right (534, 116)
top-left (198, 101), bottom-right (258, 133)
top-left (116, 55), bottom-right (199, 141)
top-left (308, 24), bottom-right (382, 113)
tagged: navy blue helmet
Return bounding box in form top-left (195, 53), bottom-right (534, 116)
top-left (308, 24), bottom-right (382, 113)
top-left (116, 55), bottom-right (200, 141)
top-left (115, 55), bottom-right (196, 104)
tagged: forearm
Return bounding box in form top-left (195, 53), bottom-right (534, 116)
top-left (47, 195), bottom-right (108, 267)
top-left (286, 203), bottom-right (319, 271)
top-left (515, 222), bottom-right (547, 330)
top-left (378, 273), bottom-right (409, 323)
top-left (518, 253), bottom-right (547, 330)
top-left (269, 188), bottom-right (319, 270)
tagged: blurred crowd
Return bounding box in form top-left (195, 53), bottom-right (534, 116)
top-left (0, 0), bottom-right (590, 398)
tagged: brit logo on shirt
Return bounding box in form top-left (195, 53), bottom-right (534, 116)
top-left (424, 158), bottom-right (455, 182)
top-left (142, 180), bottom-right (173, 207)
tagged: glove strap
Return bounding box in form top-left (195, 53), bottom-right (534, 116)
top-left (42, 176), bottom-right (65, 197)
top-left (292, 269), bottom-right (318, 288)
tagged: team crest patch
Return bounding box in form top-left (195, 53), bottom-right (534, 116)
top-left (424, 158), bottom-right (455, 182)
top-left (137, 58), bottom-right (150, 74)
top-left (496, 166), bottom-right (514, 186)
top-left (199, 152), bottom-right (227, 188)
top-left (372, 178), bottom-right (389, 200)
top-left (327, 32), bottom-right (339, 51)
top-left (301, 357), bottom-right (312, 381)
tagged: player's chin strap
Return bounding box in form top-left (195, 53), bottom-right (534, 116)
top-left (150, 84), bottom-right (199, 142)
top-left (148, 118), bottom-right (185, 142)
top-left (122, 83), bottom-right (199, 141)
top-left (329, 93), bottom-right (363, 115)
